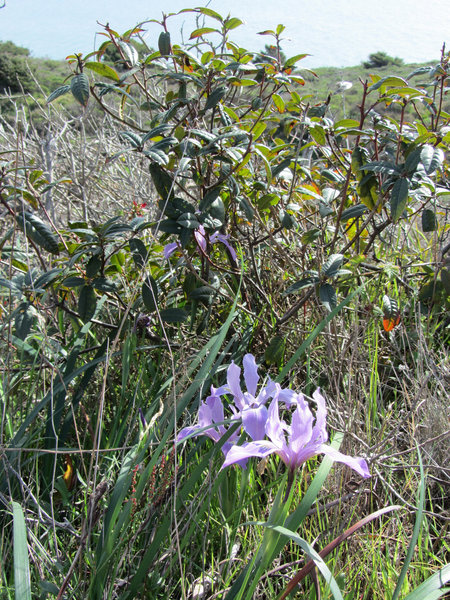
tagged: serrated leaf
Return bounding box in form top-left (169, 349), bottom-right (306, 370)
top-left (84, 62), bottom-right (120, 81)
top-left (265, 335), bottom-right (286, 366)
top-left (390, 178), bottom-right (409, 223)
top-left (322, 254), bottom-right (344, 277)
top-left (70, 73), bottom-right (90, 107)
top-left (422, 208), bottom-right (437, 232)
top-left (46, 85), bottom-right (70, 104)
top-left (319, 283), bottom-right (337, 311)
top-left (78, 285), bottom-right (97, 322)
top-left (142, 276), bottom-right (158, 312)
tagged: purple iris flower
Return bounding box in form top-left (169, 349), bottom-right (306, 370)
top-left (218, 354), bottom-right (280, 441)
top-left (177, 387), bottom-right (240, 459)
top-left (177, 354), bottom-right (277, 464)
top-left (164, 224), bottom-right (237, 262)
top-left (221, 388), bottom-right (370, 478)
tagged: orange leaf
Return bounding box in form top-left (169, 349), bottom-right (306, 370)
top-left (383, 314), bottom-right (400, 332)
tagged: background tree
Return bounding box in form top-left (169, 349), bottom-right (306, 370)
top-left (363, 51), bottom-right (404, 68)
top-left (0, 40), bottom-right (33, 93)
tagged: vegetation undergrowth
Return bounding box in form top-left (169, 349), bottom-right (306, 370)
top-left (0, 8), bottom-right (449, 599)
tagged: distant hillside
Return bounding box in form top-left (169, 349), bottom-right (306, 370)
top-left (0, 39), bottom-right (446, 128)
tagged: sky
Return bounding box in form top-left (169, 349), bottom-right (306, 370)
top-left (1, 0), bottom-right (449, 69)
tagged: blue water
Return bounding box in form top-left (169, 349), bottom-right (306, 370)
top-left (1, 0), bottom-right (448, 67)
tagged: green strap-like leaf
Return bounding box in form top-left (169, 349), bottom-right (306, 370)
top-left (12, 501), bottom-right (32, 600)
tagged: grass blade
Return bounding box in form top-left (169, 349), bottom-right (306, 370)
top-left (12, 501), bottom-right (31, 600)
top-left (391, 446), bottom-right (425, 600)
top-left (402, 564), bottom-right (450, 600)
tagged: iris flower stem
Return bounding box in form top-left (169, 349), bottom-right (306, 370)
top-left (284, 469), bottom-right (296, 503)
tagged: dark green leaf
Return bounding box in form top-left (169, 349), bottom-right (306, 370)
top-left (404, 148), bottom-right (423, 175)
top-left (189, 286), bottom-right (215, 303)
top-left (46, 85), bottom-right (70, 104)
top-left (322, 254), bottom-right (344, 278)
top-left (142, 276), bottom-right (158, 312)
top-left (390, 178), bottom-right (409, 222)
top-left (70, 73), bottom-right (90, 107)
top-left (271, 157), bottom-right (292, 179)
top-left (319, 283), bottom-right (337, 311)
top-left (301, 229), bottom-right (320, 245)
top-left (284, 274), bottom-right (319, 294)
top-left (422, 209), bottom-right (437, 232)
top-left (265, 335), bottom-right (286, 366)
top-left (280, 210), bottom-right (296, 229)
top-left (341, 204), bottom-right (368, 222)
top-left (149, 163), bottom-right (174, 200)
top-left (86, 255), bottom-right (102, 278)
top-left (16, 211), bottom-right (59, 254)
top-left (382, 295), bottom-right (398, 318)
top-left (78, 285), bottom-right (97, 321)
top-left (441, 269), bottom-right (450, 296)
top-left (205, 86), bottom-right (227, 111)
top-left (420, 145), bottom-right (444, 174)
top-left (158, 32), bottom-right (171, 57)
top-left (119, 131), bottom-right (142, 148)
top-left (129, 238), bottom-right (148, 267)
top-left (15, 303), bottom-right (34, 340)
top-left (160, 308), bottom-right (188, 323)
top-left (62, 276), bottom-right (86, 288)
top-left (92, 277), bottom-right (117, 292)
top-left (177, 212), bottom-right (200, 229)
